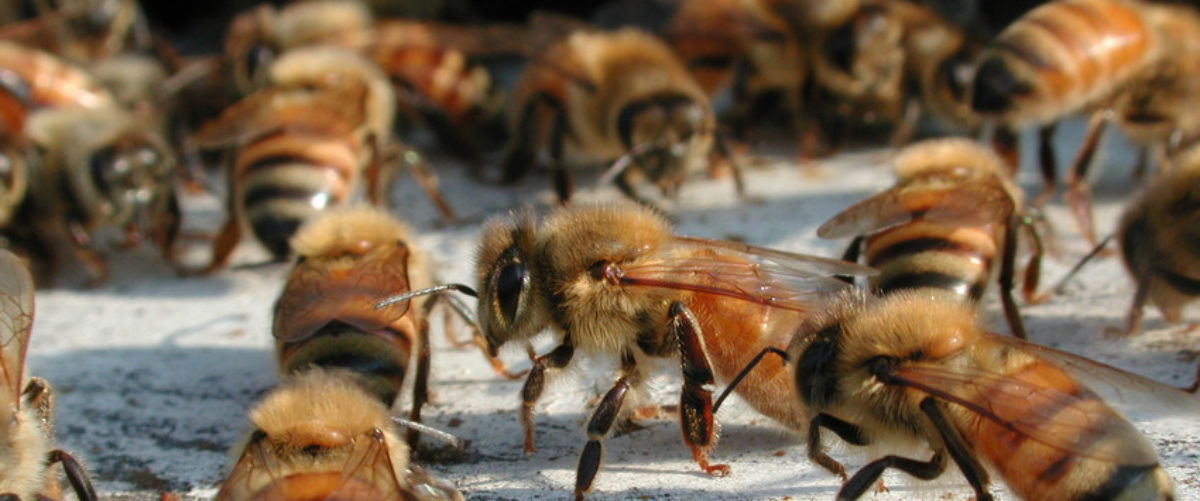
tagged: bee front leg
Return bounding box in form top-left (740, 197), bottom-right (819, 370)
top-left (998, 214), bottom-right (1030, 339)
top-left (47, 449), bottom-right (97, 501)
top-left (575, 354), bottom-right (639, 500)
top-left (406, 314), bottom-right (433, 449)
top-left (669, 302), bottom-right (730, 477)
top-left (918, 398), bottom-right (993, 501)
top-left (429, 292), bottom-right (527, 380)
top-left (521, 341), bottom-right (575, 454)
top-left (808, 413), bottom-right (870, 480)
top-left (992, 124), bottom-right (1019, 177)
top-left (1065, 110), bottom-right (1112, 247)
top-left (1033, 123), bottom-right (1058, 207)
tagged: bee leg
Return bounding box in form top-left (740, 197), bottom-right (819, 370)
top-left (1018, 214), bottom-right (1048, 305)
top-left (575, 358), bottom-right (638, 500)
top-left (1121, 267), bottom-right (1153, 336)
top-left (500, 92), bottom-right (560, 184)
top-left (65, 220), bottom-right (108, 287)
top-left (838, 450), bottom-right (949, 501)
top-left (549, 113), bottom-right (574, 204)
top-left (430, 291), bottom-right (527, 379)
top-left (669, 302), bottom-right (730, 477)
top-left (387, 142), bottom-right (457, 222)
top-left (919, 398), bottom-right (993, 501)
top-left (836, 236), bottom-right (864, 285)
top-left (156, 191), bottom-right (183, 271)
top-left (1032, 123), bottom-right (1058, 207)
top-left (522, 341), bottom-right (575, 454)
top-left (998, 214), bottom-right (1030, 339)
top-left (992, 124), bottom-right (1019, 177)
top-left (47, 449), bottom-right (98, 501)
top-left (887, 98), bottom-right (921, 149)
top-left (713, 132), bottom-right (747, 198)
top-left (1065, 110), bottom-right (1112, 247)
top-left (808, 413), bottom-right (870, 480)
top-left (612, 173), bottom-right (659, 210)
top-left (406, 314), bottom-right (433, 449)
top-left (197, 213), bottom-right (241, 275)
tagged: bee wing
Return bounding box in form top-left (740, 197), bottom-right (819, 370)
top-left (816, 181), bottom-right (1014, 239)
top-left (893, 362), bottom-right (1162, 465)
top-left (0, 249), bottom-right (33, 411)
top-left (273, 245), bottom-right (412, 343)
top-left (192, 86), bottom-right (365, 148)
top-left (612, 236), bottom-right (876, 312)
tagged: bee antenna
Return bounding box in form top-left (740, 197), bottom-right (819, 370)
top-left (712, 347), bottom-right (790, 415)
top-left (389, 417), bottom-right (466, 451)
top-left (598, 140), bottom-right (668, 186)
top-left (1048, 233), bottom-right (1115, 295)
top-left (376, 283), bottom-right (477, 309)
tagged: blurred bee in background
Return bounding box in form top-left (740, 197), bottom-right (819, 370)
top-left (214, 369), bottom-right (463, 501)
top-left (190, 46), bottom-right (454, 273)
top-left (662, 0), bottom-right (806, 141)
top-left (817, 138), bottom-right (1043, 339)
top-left (398, 202), bottom-right (870, 498)
top-left (716, 288), bottom-right (1184, 500)
top-left (969, 0), bottom-right (1200, 246)
top-left (0, 249), bottom-right (97, 500)
top-left (21, 104), bottom-right (179, 285)
top-left (273, 208), bottom-right (521, 447)
top-left (0, 40), bottom-right (114, 134)
top-left (0, 0), bottom-right (153, 64)
top-left (501, 28), bottom-right (742, 206)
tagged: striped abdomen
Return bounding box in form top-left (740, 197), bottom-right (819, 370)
top-left (234, 134), bottom-right (361, 259)
top-left (971, 0), bottom-right (1154, 125)
top-left (277, 321), bottom-right (413, 406)
top-left (865, 221), bottom-right (998, 301)
top-left (964, 355), bottom-right (1173, 501)
top-left (374, 45), bottom-right (492, 122)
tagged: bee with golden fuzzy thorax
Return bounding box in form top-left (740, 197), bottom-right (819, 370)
top-left (0, 249), bottom-right (97, 501)
top-left (971, 0), bottom-right (1200, 246)
top-left (817, 138), bottom-right (1044, 339)
top-left (380, 202), bottom-right (871, 498)
top-left (214, 369), bottom-right (464, 501)
top-left (191, 45), bottom-right (454, 273)
top-left (273, 208), bottom-right (520, 445)
top-left (0, 40), bottom-right (114, 134)
top-left (718, 288), bottom-right (1187, 500)
top-left (501, 28), bottom-right (743, 206)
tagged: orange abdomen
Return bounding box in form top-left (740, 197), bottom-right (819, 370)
top-left (864, 221), bottom-right (998, 302)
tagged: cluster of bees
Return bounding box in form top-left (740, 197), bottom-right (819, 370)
top-left (2, 0), bottom-right (1200, 499)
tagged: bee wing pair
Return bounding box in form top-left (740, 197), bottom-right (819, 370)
top-left (613, 235), bottom-right (876, 311)
top-left (0, 249), bottom-right (33, 413)
top-left (893, 334), bottom-right (1200, 465)
top-left (192, 85), bottom-right (366, 149)
top-left (817, 179), bottom-right (1015, 239)
top-left (273, 244), bottom-right (412, 342)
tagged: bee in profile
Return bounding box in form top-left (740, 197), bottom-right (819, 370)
top-left (662, 0), bottom-right (806, 138)
top-left (191, 45), bottom-right (454, 272)
top-left (20, 104), bottom-right (179, 285)
top-left (969, 0), bottom-right (1200, 245)
top-left (273, 207), bottom-right (520, 446)
top-left (1114, 144), bottom-right (1200, 336)
top-left (0, 249), bottom-right (97, 501)
top-left (386, 202), bottom-right (869, 498)
top-left (817, 138), bottom-right (1042, 338)
top-left (718, 288), bottom-right (1183, 500)
top-left (501, 28), bottom-right (743, 206)
top-left (0, 40), bottom-right (115, 134)
top-left (214, 369), bottom-right (463, 501)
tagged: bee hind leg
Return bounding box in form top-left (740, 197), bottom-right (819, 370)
top-left (670, 302), bottom-right (730, 478)
top-left (47, 449), bottom-right (97, 501)
top-left (918, 398), bottom-right (993, 501)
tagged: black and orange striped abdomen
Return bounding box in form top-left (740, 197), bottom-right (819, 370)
top-left (972, 0), bottom-right (1154, 124)
top-left (232, 133), bottom-right (362, 259)
top-left (374, 45), bottom-right (490, 121)
top-left (961, 354), bottom-right (1173, 501)
top-left (864, 221), bottom-right (998, 301)
top-left (277, 321), bottom-right (414, 407)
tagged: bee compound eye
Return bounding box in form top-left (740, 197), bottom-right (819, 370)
top-left (495, 261), bottom-right (527, 323)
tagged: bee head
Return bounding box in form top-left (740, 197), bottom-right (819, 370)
top-left (615, 94), bottom-right (711, 192)
top-left (475, 210), bottom-right (546, 356)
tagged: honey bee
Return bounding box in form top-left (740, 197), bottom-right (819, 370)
top-left (214, 368), bottom-right (463, 501)
top-left (0, 40), bottom-right (115, 134)
top-left (1114, 143), bottom-right (1200, 336)
top-left (501, 28), bottom-right (742, 205)
top-left (21, 104), bottom-right (179, 284)
top-left (719, 288), bottom-right (1184, 500)
top-left (191, 46), bottom-right (453, 272)
top-left (662, 0), bottom-right (806, 137)
top-left (0, 248), bottom-right (97, 500)
top-left (401, 202), bottom-right (871, 498)
top-left (817, 138), bottom-right (1041, 338)
top-left (0, 0), bottom-right (153, 64)
top-left (969, 0), bottom-right (1200, 245)
top-left (273, 207), bottom-right (519, 446)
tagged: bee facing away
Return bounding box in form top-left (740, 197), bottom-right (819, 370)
top-left (0, 249), bottom-right (97, 500)
top-left (435, 202), bottom-right (871, 498)
top-left (817, 138), bottom-right (1042, 338)
top-left (0, 40), bottom-right (114, 134)
top-left (501, 28), bottom-right (742, 206)
top-left (720, 288), bottom-right (1184, 500)
top-left (1114, 144), bottom-right (1200, 336)
top-left (214, 369), bottom-right (463, 501)
top-left (192, 45), bottom-right (454, 273)
top-left (21, 104), bottom-right (180, 285)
